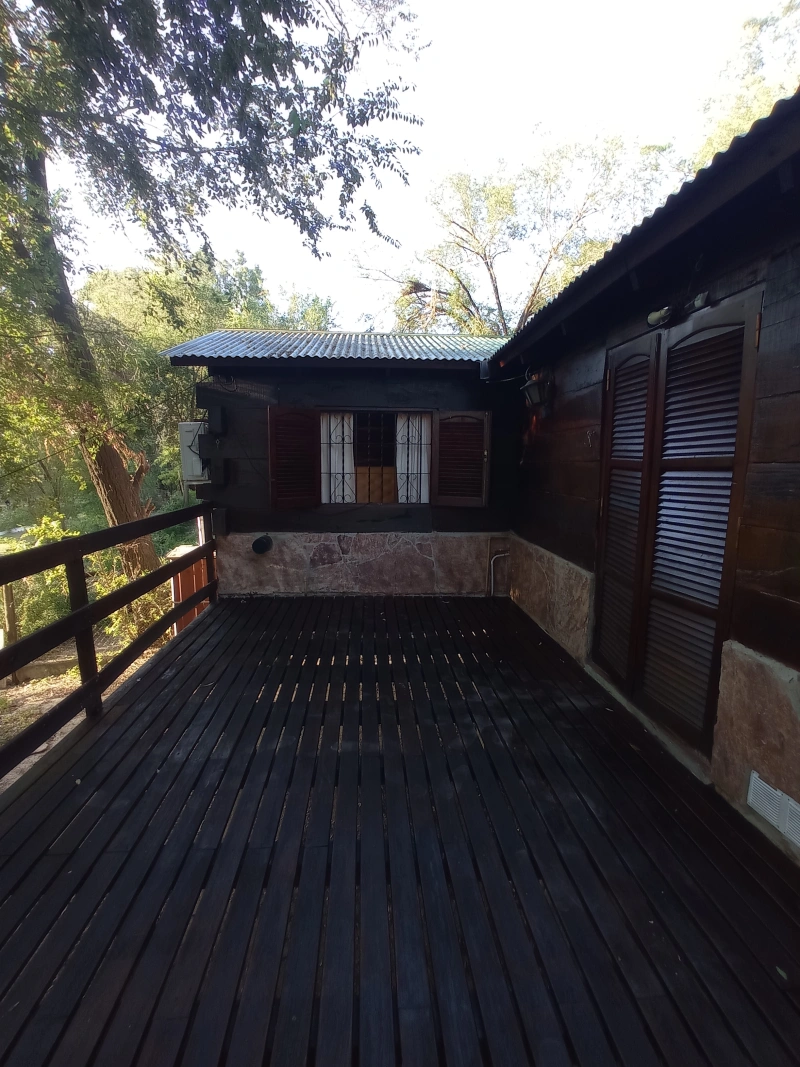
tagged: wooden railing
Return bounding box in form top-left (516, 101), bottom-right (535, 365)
top-left (0, 503), bottom-right (217, 779)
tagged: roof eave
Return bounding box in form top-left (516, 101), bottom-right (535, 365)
top-left (492, 93), bottom-right (800, 369)
top-left (168, 354), bottom-right (484, 368)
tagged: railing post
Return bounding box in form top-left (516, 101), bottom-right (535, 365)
top-left (199, 509), bottom-right (218, 602)
top-left (65, 557), bottom-right (102, 719)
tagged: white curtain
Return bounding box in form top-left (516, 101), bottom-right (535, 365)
top-left (396, 413), bottom-right (431, 503)
top-left (320, 413), bottom-right (355, 503)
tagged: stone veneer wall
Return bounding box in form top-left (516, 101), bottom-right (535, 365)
top-left (216, 532), bottom-right (511, 597)
top-left (712, 640), bottom-right (800, 806)
top-left (508, 535), bottom-right (594, 663)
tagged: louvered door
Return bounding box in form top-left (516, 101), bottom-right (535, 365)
top-left (637, 322), bottom-right (748, 743)
top-left (634, 292), bottom-right (760, 749)
top-left (268, 407), bottom-right (321, 509)
top-left (594, 335), bottom-right (658, 686)
top-left (432, 412), bottom-right (491, 507)
top-left (595, 294), bottom-right (760, 751)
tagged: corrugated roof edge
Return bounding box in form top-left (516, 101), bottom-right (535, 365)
top-left (163, 329), bottom-right (503, 364)
top-left (491, 88), bottom-right (800, 366)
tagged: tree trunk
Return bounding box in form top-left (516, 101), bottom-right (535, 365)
top-left (24, 152), bottom-right (160, 578)
top-left (79, 440), bottom-right (161, 577)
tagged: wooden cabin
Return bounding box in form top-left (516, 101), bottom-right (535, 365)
top-left (166, 332), bottom-right (518, 596)
top-left (168, 89), bottom-right (800, 844)
top-left (484, 90), bottom-right (800, 825)
top-left (3, 97), bottom-right (800, 1067)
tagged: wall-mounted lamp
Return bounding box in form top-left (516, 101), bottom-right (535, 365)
top-left (521, 369), bottom-right (554, 416)
top-left (647, 291), bottom-right (710, 329)
top-left (647, 306), bottom-right (673, 328)
top-left (252, 534), bottom-right (273, 554)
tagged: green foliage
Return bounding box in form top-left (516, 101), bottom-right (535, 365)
top-left (0, 251), bottom-right (335, 535)
top-left (393, 141), bottom-right (684, 336)
top-left (0, 517), bottom-right (72, 639)
top-left (694, 1), bottom-right (800, 169)
top-left (0, 510), bottom-right (177, 644)
top-left (0, 0), bottom-right (420, 257)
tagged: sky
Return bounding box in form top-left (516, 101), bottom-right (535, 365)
top-left (57, 0), bottom-right (782, 330)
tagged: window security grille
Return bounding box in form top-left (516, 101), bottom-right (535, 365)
top-left (321, 412), bottom-right (431, 504)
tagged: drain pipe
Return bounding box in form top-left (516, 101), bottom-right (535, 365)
top-left (489, 551), bottom-right (510, 597)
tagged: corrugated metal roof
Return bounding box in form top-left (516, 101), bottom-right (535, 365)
top-left (491, 88), bottom-right (800, 365)
top-left (164, 330), bottom-right (503, 364)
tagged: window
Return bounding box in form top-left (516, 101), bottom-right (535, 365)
top-left (321, 411), bottom-right (432, 504)
top-left (269, 407), bottom-right (490, 510)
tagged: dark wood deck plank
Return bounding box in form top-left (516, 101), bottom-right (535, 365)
top-left (50, 597), bottom-right (305, 1067)
top-left (0, 598), bottom-right (245, 865)
top-left (315, 598), bottom-right (361, 1067)
top-left (449, 597), bottom-right (728, 1067)
top-left (2, 600), bottom-right (283, 1066)
top-left (268, 598), bottom-right (346, 1067)
top-left (377, 598), bottom-right (439, 1067)
top-left (461, 597), bottom-right (800, 1067)
top-left (1, 596), bottom-right (799, 1067)
top-left (214, 598), bottom-right (339, 1067)
top-left (0, 600), bottom-right (271, 1051)
top-left (0, 597), bottom-right (225, 835)
top-left (487, 597), bottom-right (800, 936)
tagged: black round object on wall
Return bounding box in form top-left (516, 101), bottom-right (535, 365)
top-left (252, 535), bottom-right (273, 554)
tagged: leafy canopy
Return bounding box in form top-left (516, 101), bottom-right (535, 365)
top-left (694, 0), bottom-right (800, 168)
top-left (0, 0), bottom-right (420, 253)
top-left (392, 141), bottom-right (684, 336)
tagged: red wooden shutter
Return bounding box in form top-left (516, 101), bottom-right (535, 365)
top-left (594, 335), bottom-right (658, 685)
top-left (432, 411), bottom-right (491, 507)
top-left (638, 324), bottom-right (747, 739)
top-left (268, 407), bottom-right (321, 510)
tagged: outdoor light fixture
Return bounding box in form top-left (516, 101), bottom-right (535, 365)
top-left (647, 291), bottom-right (711, 329)
top-left (521, 369), bottom-right (554, 416)
top-left (647, 306), bottom-right (672, 328)
top-left (252, 534), bottom-right (273, 554)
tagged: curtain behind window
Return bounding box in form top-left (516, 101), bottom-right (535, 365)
top-left (320, 413), bottom-right (355, 503)
top-left (396, 414), bottom-right (431, 503)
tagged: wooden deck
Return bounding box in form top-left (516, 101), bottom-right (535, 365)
top-left (0, 596), bottom-right (799, 1067)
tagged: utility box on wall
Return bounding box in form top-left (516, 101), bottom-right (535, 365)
top-left (179, 421), bottom-right (208, 484)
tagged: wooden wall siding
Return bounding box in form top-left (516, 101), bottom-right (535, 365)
top-left (514, 347), bottom-right (604, 571)
top-left (211, 365), bottom-right (494, 411)
top-left (195, 367), bottom-right (519, 533)
top-left (732, 244), bottom-right (800, 668)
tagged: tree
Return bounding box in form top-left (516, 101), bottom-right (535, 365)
top-left (0, 255), bottom-right (336, 532)
top-left (391, 140), bottom-right (682, 337)
top-left (694, 1), bottom-right (800, 168)
top-left (0, 0), bottom-right (417, 575)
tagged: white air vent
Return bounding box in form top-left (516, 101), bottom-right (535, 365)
top-left (747, 771), bottom-right (800, 848)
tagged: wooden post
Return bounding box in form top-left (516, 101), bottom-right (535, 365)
top-left (198, 511), bottom-right (217, 602)
top-left (2, 584), bottom-right (19, 686)
top-left (65, 558), bottom-right (102, 719)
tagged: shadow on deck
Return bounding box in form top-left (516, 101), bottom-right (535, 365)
top-left (0, 596), bottom-right (799, 1066)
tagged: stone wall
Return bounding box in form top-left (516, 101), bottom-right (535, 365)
top-left (217, 532), bottom-right (511, 597)
top-left (508, 536), bottom-right (594, 663)
top-left (712, 639), bottom-right (800, 806)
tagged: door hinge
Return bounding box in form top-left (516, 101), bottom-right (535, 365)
top-left (755, 311), bottom-right (762, 350)
top-left (605, 368), bottom-right (610, 390)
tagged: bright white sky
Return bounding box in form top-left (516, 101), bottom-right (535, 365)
top-left (59, 0), bottom-right (780, 330)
